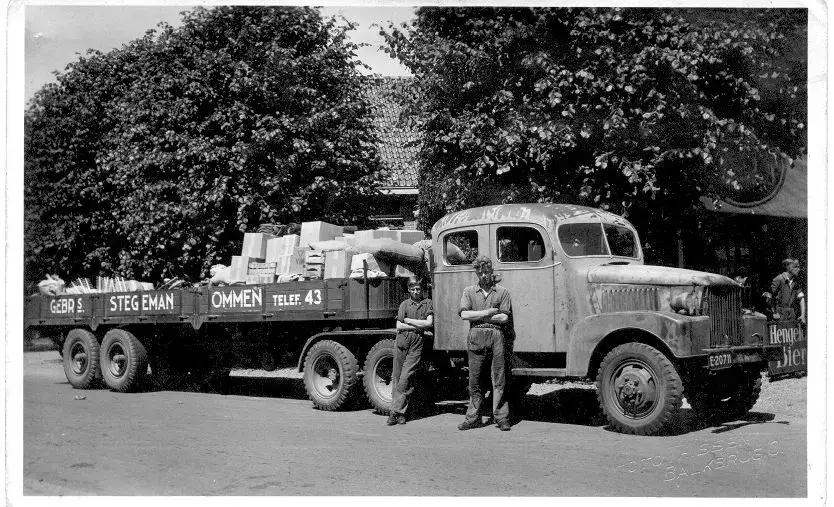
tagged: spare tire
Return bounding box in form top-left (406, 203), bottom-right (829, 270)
top-left (62, 328), bottom-right (101, 389)
top-left (100, 329), bottom-right (148, 392)
top-left (303, 340), bottom-right (359, 411)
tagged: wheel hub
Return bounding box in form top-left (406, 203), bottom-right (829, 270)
top-left (70, 343), bottom-right (88, 374)
top-left (311, 355), bottom-right (341, 398)
top-left (373, 357), bottom-right (393, 402)
top-left (614, 365), bottom-right (657, 417)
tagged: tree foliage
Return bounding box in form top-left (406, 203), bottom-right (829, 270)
top-left (25, 6), bottom-right (386, 284)
top-left (382, 8), bottom-right (806, 257)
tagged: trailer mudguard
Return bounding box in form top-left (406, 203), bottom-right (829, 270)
top-left (566, 312), bottom-right (710, 376)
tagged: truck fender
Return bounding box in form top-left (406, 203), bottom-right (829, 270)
top-left (567, 312), bottom-right (709, 377)
top-left (297, 329), bottom-right (397, 372)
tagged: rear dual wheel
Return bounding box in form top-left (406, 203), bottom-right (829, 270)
top-left (100, 329), bottom-right (148, 392)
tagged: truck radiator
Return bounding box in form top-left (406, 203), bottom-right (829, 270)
top-left (702, 286), bottom-right (744, 347)
top-left (598, 287), bottom-right (659, 313)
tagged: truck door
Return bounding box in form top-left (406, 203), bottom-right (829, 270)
top-left (432, 225), bottom-right (489, 350)
top-left (489, 223), bottom-right (557, 352)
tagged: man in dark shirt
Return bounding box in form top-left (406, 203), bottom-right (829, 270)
top-left (458, 255), bottom-right (513, 431)
top-left (766, 258), bottom-right (807, 324)
top-left (387, 278), bottom-right (434, 426)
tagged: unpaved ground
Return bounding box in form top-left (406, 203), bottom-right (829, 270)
top-left (20, 350), bottom-right (807, 497)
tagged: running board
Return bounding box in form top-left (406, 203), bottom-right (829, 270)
top-left (511, 368), bottom-right (567, 377)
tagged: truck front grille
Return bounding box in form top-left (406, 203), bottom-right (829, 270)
top-left (702, 286), bottom-right (744, 347)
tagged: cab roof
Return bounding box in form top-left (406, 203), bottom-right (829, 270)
top-left (431, 203), bottom-right (632, 235)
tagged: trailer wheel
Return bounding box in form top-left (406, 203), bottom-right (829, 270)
top-left (686, 370), bottom-right (762, 421)
top-left (363, 339), bottom-right (395, 415)
top-left (596, 342), bottom-right (683, 435)
top-left (100, 329), bottom-right (148, 393)
top-left (62, 329), bottom-right (101, 389)
top-left (303, 340), bottom-right (359, 411)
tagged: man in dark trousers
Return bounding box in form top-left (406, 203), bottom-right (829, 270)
top-left (387, 278), bottom-right (433, 426)
top-left (458, 255), bottom-right (513, 431)
top-left (766, 258), bottom-right (807, 325)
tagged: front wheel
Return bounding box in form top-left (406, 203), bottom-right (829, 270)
top-left (100, 329), bottom-right (148, 392)
top-left (303, 340), bottom-right (360, 411)
top-left (363, 339), bottom-right (395, 415)
top-left (596, 342), bottom-right (683, 435)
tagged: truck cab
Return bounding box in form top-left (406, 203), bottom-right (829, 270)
top-left (431, 204), bottom-right (780, 434)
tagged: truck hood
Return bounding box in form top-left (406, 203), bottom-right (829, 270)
top-left (586, 264), bottom-right (738, 287)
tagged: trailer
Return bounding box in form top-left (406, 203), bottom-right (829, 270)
top-left (25, 203), bottom-right (784, 435)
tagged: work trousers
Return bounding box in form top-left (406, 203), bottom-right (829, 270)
top-left (464, 327), bottom-right (509, 423)
top-left (390, 333), bottom-right (425, 416)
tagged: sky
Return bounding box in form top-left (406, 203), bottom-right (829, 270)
top-left (24, 5), bottom-right (415, 104)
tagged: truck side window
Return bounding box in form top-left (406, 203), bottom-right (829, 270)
top-left (558, 223), bottom-right (608, 256)
top-left (496, 226), bottom-right (545, 262)
top-left (445, 230), bottom-right (478, 265)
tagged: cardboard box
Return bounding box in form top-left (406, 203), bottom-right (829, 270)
top-left (334, 234), bottom-right (357, 247)
top-left (242, 233), bottom-right (276, 259)
top-left (246, 274), bottom-right (276, 285)
top-left (324, 250), bottom-right (354, 279)
top-left (300, 221), bottom-right (343, 247)
top-left (230, 256), bottom-right (260, 283)
top-left (397, 230), bottom-right (425, 245)
top-left (266, 235), bottom-right (299, 261)
top-left (355, 229), bottom-right (399, 244)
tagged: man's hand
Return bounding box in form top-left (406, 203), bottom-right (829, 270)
top-left (485, 307), bottom-right (499, 316)
top-left (798, 315), bottom-right (807, 325)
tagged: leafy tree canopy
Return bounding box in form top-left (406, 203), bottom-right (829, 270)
top-left (25, 6), bottom-right (387, 284)
top-left (382, 8), bottom-right (806, 256)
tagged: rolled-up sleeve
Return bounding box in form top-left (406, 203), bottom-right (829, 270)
top-left (424, 300), bottom-right (434, 318)
top-left (397, 301), bottom-right (407, 323)
top-left (459, 287), bottom-right (472, 315)
top-left (498, 287), bottom-right (512, 315)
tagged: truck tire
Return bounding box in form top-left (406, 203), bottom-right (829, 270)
top-left (303, 340), bottom-right (360, 411)
top-left (62, 328), bottom-right (101, 389)
top-left (363, 339), bottom-right (395, 415)
top-left (100, 329), bottom-right (148, 393)
top-left (596, 342), bottom-right (683, 435)
top-left (686, 370), bottom-right (762, 421)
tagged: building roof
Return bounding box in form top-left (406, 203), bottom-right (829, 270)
top-left (364, 76), bottom-right (420, 191)
top-left (700, 156), bottom-right (807, 218)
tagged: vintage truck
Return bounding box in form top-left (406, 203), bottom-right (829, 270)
top-left (25, 203), bottom-right (781, 435)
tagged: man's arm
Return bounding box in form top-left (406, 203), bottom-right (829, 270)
top-left (484, 288), bottom-right (512, 324)
top-left (396, 320), bottom-right (418, 331)
top-left (460, 308), bottom-right (499, 321)
top-left (404, 314), bottom-right (434, 329)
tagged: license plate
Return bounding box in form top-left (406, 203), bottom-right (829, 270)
top-left (708, 351), bottom-right (733, 370)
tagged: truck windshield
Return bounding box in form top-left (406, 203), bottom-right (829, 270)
top-left (558, 223), bottom-right (639, 258)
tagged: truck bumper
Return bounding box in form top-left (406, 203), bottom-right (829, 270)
top-left (701, 344), bottom-right (783, 370)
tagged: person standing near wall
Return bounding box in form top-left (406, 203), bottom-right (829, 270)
top-left (764, 258), bottom-right (807, 325)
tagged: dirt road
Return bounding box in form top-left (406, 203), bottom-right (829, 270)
top-left (21, 351), bottom-right (806, 496)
